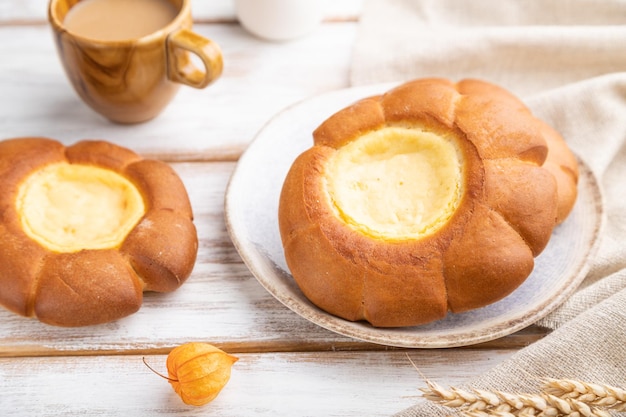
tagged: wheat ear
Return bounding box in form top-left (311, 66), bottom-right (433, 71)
top-left (421, 380), bottom-right (612, 417)
top-left (543, 379), bottom-right (626, 412)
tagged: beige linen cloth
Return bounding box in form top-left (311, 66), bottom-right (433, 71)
top-left (350, 0), bottom-right (626, 415)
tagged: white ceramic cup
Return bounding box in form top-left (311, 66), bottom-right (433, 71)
top-left (235, 0), bottom-right (324, 42)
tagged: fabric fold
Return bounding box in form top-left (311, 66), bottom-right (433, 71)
top-left (351, 0), bottom-right (626, 97)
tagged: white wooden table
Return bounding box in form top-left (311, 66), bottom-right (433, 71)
top-left (0, 1), bottom-right (548, 415)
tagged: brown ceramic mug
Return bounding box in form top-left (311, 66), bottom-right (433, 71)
top-left (48, 0), bottom-right (223, 124)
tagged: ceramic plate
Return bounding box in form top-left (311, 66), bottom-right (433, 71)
top-left (225, 84), bottom-right (603, 348)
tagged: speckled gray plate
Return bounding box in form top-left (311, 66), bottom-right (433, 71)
top-left (225, 84), bottom-right (603, 348)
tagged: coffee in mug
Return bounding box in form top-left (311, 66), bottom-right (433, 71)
top-left (63, 0), bottom-right (178, 41)
top-left (49, 0), bottom-right (223, 124)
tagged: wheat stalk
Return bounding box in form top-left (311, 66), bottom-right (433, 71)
top-left (543, 379), bottom-right (626, 412)
top-left (421, 380), bottom-right (613, 417)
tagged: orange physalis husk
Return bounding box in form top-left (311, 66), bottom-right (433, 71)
top-left (166, 342), bottom-right (238, 406)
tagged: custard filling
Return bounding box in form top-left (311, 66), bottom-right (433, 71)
top-left (324, 127), bottom-right (463, 240)
top-left (16, 162), bottom-right (146, 253)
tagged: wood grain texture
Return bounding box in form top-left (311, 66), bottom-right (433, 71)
top-left (0, 349), bottom-right (516, 416)
top-left (0, 2), bottom-right (543, 416)
top-left (0, 22), bottom-right (357, 159)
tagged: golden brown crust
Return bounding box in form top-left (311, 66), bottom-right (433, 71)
top-left (313, 96), bottom-right (386, 148)
top-left (537, 122), bottom-right (580, 223)
top-left (0, 138), bottom-right (66, 191)
top-left (123, 159), bottom-right (194, 216)
top-left (381, 78), bottom-right (459, 128)
top-left (34, 250), bottom-right (143, 327)
top-left (0, 224), bottom-right (47, 316)
top-left (278, 78), bottom-right (579, 327)
top-left (454, 84), bottom-right (548, 163)
top-left (483, 159), bottom-right (558, 255)
top-left (65, 140), bottom-right (142, 171)
top-left (280, 148), bottom-right (367, 322)
top-left (122, 209), bottom-right (197, 292)
top-left (0, 138), bottom-right (65, 317)
top-left (0, 137), bottom-right (198, 327)
top-left (443, 202), bottom-right (534, 313)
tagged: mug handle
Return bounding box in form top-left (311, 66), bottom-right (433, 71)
top-left (166, 28), bottom-right (223, 89)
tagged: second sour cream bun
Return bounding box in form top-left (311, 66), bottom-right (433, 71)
top-left (278, 78), bottom-right (579, 328)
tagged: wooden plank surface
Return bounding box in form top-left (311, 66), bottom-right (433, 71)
top-left (0, 1), bottom-right (541, 416)
top-left (0, 22), bottom-right (358, 160)
top-left (0, 349), bottom-right (517, 416)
